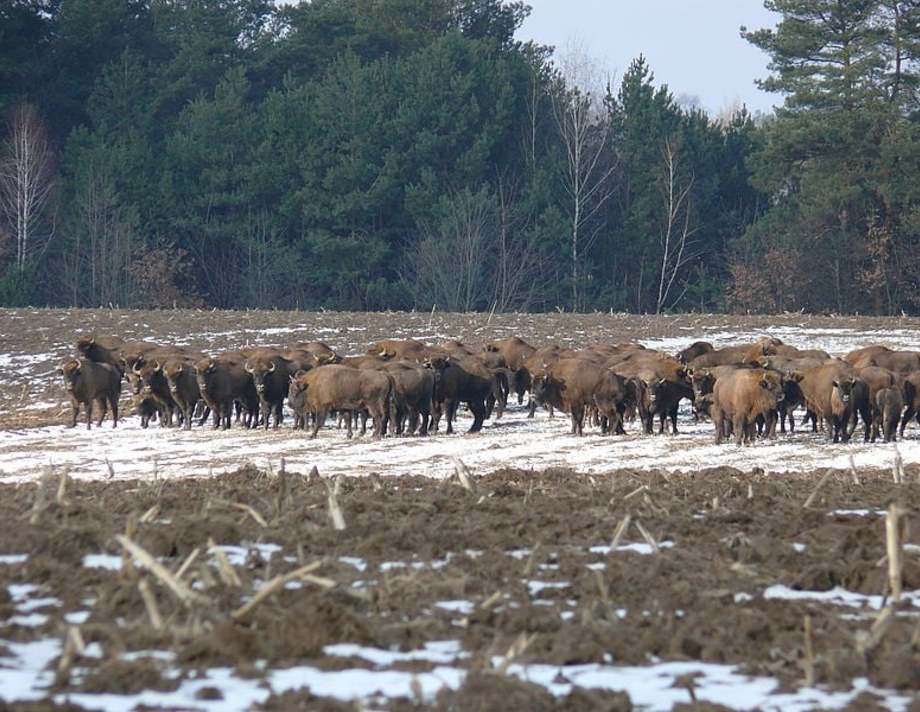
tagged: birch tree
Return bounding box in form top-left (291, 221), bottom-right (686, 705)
top-left (551, 40), bottom-right (615, 310)
top-left (656, 138), bottom-right (697, 313)
top-left (0, 103), bottom-right (56, 272)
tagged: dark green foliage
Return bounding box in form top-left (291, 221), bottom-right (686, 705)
top-left (0, 0), bottom-right (795, 312)
top-left (732, 0), bottom-right (920, 314)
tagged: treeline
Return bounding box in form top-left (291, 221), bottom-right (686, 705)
top-left (0, 0), bottom-right (918, 314)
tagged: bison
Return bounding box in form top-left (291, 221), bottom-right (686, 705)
top-left (710, 368), bottom-right (784, 445)
top-left (294, 365), bottom-right (396, 439)
top-left (876, 387), bottom-right (903, 443)
top-left (244, 349), bottom-right (293, 429)
top-left (59, 358), bottom-right (122, 430)
top-left (531, 358), bottom-right (632, 436)
top-left (162, 357), bottom-right (205, 430)
top-left (194, 355), bottom-right (259, 429)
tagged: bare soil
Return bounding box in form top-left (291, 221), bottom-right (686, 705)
top-left (1, 464), bottom-right (919, 708)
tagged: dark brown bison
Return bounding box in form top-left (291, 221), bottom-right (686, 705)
top-left (899, 372), bottom-right (920, 437)
top-left (194, 355), bottom-right (259, 429)
top-left (382, 361), bottom-right (436, 436)
top-left (486, 337), bottom-right (537, 404)
top-left (244, 349), bottom-right (293, 429)
top-left (876, 387), bottom-right (903, 442)
top-left (426, 355), bottom-right (502, 434)
top-left (161, 357), bottom-right (204, 430)
top-left (676, 341), bottom-right (714, 364)
top-left (294, 365), bottom-right (395, 439)
top-left (613, 356), bottom-right (691, 435)
top-left (856, 366), bottom-right (898, 442)
top-left (59, 358), bottom-right (122, 430)
top-left (118, 341), bottom-right (162, 373)
top-left (76, 335), bottom-right (125, 375)
top-left (132, 359), bottom-right (178, 427)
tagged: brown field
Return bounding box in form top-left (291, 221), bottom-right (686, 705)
top-left (1, 308), bottom-right (920, 709)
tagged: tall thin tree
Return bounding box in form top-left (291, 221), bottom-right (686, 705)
top-left (0, 103), bottom-right (56, 272)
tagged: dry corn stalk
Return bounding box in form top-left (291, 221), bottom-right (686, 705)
top-left (452, 458), bottom-right (476, 493)
top-left (138, 578), bottom-right (164, 630)
top-left (208, 538), bottom-right (242, 588)
top-left (609, 514), bottom-right (632, 550)
top-left (886, 504), bottom-right (904, 602)
top-left (231, 561), bottom-right (323, 620)
top-left (803, 471), bottom-right (833, 509)
top-left (116, 535), bottom-right (209, 606)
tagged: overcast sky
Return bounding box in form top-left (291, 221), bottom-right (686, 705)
top-left (517, 0), bottom-right (782, 115)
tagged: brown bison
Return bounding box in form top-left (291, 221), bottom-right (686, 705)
top-left (531, 358), bottom-right (632, 436)
top-left (293, 365), bottom-right (395, 439)
top-left (59, 358), bottom-right (122, 430)
top-left (710, 368), bottom-right (784, 445)
top-left (793, 363), bottom-right (868, 443)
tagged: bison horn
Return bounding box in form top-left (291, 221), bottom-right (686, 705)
top-left (268, 362), bottom-right (276, 373)
top-left (133, 362), bottom-right (142, 375)
top-left (88, 336), bottom-right (95, 345)
top-left (153, 360), bottom-right (161, 371)
top-left (244, 362), bottom-right (254, 374)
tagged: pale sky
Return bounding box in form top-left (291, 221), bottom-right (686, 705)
top-left (517, 0), bottom-right (782, 115)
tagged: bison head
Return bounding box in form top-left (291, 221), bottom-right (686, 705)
top-left (59, 359), bottom-right (81, 391)
top-left (244, 359), bottom-right (276, 395)
top-left (76, 335), bottom-right (95, 355)
top-left (832, 377), bottom-right (857, 406)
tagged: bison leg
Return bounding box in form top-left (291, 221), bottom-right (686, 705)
top-left (571, 405), bottom-right (585, 436)
top-left (69, 399), bottom-right (79, 428)
top-left (467, 400), bottom-right (486, 434)
top-left (85, 400), bottom-right (93, 430)
top-left (669, 405), bottom-right (679, 435)
top-left (732, 416), bottom-right (744, 446)
top-left (109, 395), bottom-right (119, 428)
top-left (445, 400), bottom-right (458, 435)
top-left (527, 397), bottom-right (537, 419)
top-left (419, 412), bottom-right (430, 437)
top-left (309, 410), bottom-right (324, 439)
top-left (899, 405), bottom-right (915, 437)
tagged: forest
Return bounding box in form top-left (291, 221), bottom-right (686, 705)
top-left (1, 0), bottom-right (919, 314)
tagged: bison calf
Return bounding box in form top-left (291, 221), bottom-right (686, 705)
top-left (875, 387), bottom-right (903, 443)
top-left (59, 358), bottom-right (122, 430)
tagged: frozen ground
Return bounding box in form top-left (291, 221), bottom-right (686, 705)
top-left (0, 399), bottom-right (917, 483)
top-left (2, 310), bottom-right (920, 481)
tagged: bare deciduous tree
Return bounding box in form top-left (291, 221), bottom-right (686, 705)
top-left (405, 188), bottom-right (495, 313)
top-left (551, 39), bottom-right (616, 310)
top-left (67, 162), bottom-right (137, 306)
top-left (0, 103), bottom-right (57, 273)
top-left (656, 138), bottom-right (698, 314)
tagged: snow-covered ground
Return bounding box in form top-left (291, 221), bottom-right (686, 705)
top-left (0, 400), bottom-right (915, 483)
top-left (3, 324), bottom-right (920, 482)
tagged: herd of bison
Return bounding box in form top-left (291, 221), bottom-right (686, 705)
top-left (57, 333), bottom-right (920, 446)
